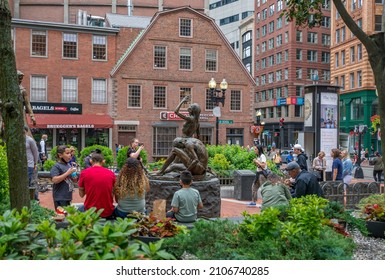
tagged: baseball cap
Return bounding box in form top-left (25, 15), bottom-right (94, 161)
top-left (293, 144), bottom-right (303, 150)
top-left (285, 161), bottom-right (300, 171)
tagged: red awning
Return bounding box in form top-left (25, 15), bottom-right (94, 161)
top-left (27, 114), bottom-right (113, 129)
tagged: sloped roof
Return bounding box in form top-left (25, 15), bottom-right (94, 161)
top-left (110, 6), bottom-right (255, 84)
top-left (105, 13), bottom-right (151, 28)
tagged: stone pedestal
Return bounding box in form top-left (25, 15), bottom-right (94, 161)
top-left (233, 170), bottom-right (255, 201)
top-left (146, 174), bottom-right (221, 218)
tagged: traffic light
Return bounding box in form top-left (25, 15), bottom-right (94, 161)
top-left (279, 118), bottom-right (285, 129)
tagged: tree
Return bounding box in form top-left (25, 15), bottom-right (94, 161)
top-left (0, 0), bottom-right (30, 210)
top-left (284, 0), bottom-right (385, 167)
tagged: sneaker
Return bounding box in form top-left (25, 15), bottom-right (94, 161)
top-left (248, 202), bottom-right (257, 206)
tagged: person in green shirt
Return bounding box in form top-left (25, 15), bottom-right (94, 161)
top-left (260, 173), bottom-right (292, 211)
top-left (166, 170), bottom-right (203, 222)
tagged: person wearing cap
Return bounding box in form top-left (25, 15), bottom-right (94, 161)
top-left (166, 170), bottom-right (203, 223)
top-left (293, 144), bottom-right (308, 171)
top-left (84, 150), bottom-right (95, 169)
top-left (284, 161), bottom-right (323, 198)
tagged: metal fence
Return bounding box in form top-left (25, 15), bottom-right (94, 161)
top-left (320, 181), bottom-right (381, 209)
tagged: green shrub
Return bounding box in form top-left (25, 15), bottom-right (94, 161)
top-left (0, 141), bottom-right (9, 201)
top-left (163, 195), bottom-right (354, 260)
top-left (42, 159), bottom-right (55, 172)
top-left (116, 146), bottom-right (148, 169)
top-left (0, 206), bottom-right (174, 260)
top-left (78, 145), bottom-right (114, 168)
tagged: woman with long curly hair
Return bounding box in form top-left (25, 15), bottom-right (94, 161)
top-left (113, 157), bottom-right (150, 218)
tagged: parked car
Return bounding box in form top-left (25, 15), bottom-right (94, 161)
top-left (280, 150), bottom-right (293, 163)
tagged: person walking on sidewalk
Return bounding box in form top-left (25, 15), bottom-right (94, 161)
top-left (249, 145), bottom-right (267, 206)
top-left (341, 150), bottom-right (354, 185)
top-left (372, 152), bottom-right (384, 183)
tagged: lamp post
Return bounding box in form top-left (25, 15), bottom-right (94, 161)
top-left (255, 109), bottom-right (263, 145)
top-left (208, 78), bottom-right (228, 145)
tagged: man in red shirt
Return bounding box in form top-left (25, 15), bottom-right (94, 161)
top-left (78, 153), bottom-right (116, 219)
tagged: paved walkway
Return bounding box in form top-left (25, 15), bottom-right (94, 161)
top-left (38, 188), bottom-right (262, 218)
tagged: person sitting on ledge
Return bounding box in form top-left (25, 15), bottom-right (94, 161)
top-left (166, 170), bottom-right (203, 223)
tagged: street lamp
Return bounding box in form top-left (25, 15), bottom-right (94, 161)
top-left (256, 109), bottom-right (262, 125)
top-left (208, 78), bottom-right (228, 145)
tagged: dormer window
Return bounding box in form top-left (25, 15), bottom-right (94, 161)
top-left (179, 18), bottom-right (192, 37)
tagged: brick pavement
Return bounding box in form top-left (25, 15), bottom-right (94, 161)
top-left (38, 188), bottom-right (262, 218)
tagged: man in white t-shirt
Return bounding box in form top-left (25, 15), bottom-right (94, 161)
top-left (39, 134), bottom-right (48, 170)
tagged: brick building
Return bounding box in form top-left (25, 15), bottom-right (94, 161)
top-left (331, 0), bottom-right (382, 152)
top-left (110, 6), bottom-right (256, 160)
top-left (12, 19), bottom-right (119, 153)
top-left (253, 0), bottom-right (332, 149)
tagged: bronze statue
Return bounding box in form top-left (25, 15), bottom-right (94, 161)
top-left (155, 95), bottom-right (208, 177)
top-left (18, 70), bottom-right (36, 127)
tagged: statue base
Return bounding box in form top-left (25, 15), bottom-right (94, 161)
top-left (146, 172), bottom-right (221, 218)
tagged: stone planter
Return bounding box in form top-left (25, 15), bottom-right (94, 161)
top-left (366, 220), bottom-right (385, 238)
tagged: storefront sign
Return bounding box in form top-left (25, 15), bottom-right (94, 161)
top-left (47, 124), bottom-right (95, 128)
top-left (274, 97), bottom-right (304, 106)
top-left (31, 102), bottom-right (82, 114)
top-left (160, 111), bottom-right (213, 121)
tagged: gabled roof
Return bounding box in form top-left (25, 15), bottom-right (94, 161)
top-left (105, 13), bottom-right (151, 28)
top-left (110, 6), bottom-right (255, 84)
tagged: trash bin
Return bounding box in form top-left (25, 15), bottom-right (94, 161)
top-left (233, 170), bottom-right (255, 201)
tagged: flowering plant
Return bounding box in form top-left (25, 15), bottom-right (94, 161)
top-left (358, 194), bottom-right (385, 222)
top-left (370, 114), bottom-right (380, 133)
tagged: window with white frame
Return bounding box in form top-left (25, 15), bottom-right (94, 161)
top-left (262, 41), bottom-right (267, 52)
top-left (350, 46), bottom-right (355, 63)
top-left (350, 72), bottom-right (355, 89)
top-left (307, 68), bottom-right (317, 79)
top-left (296, 30), bottom-right (302, 42)
top-left (322, 16), bottom-right (331, 28)
top-left (307, 50), bottom-right (317, 62)
top-left (294, 105), bottom-right (303, 117)
top-left (206, 89), bottom-right (215, 110)
top-left (242, 46), bottom-right (251, 59)
top-left (179, 18), bottom-right (192, 37)
top-left (268, 21), bottom-right (274, 33)
top-left (341, 50), bottom-right (345, 65)
top-left (30, 75), bottom-right (47, 102)
top-left (321, 52), bottom-right (330, 63)
top-left (154, 86), bottom-right (166, 108)
top-left (341, 75), bottom-right (345, 90)
top-left (307, 32), bottom-right (318, 43)
top-left (334, 77), bottom-right (339, 87)
top-left (335, 29), bottom-right (340, 44)
top-left (357, 44), bottom-right (362, 60)
top-left (296, 49), bottom-right (302, 60)
top-left (277, 0), bottom-right (283, 11)
top-left (277, 17), bottom-right (282, 29)
top-left (322, 34), bottom-right (330, 45)
top-left (284, 50), bottom-right (289, 61)
top-left (276, 87), bottom-right (282, 98)
top-left (269, 4), bottom-right (275, 16)
top-left (199, 127), bottom-right (213, 145)
top-left (261, 58), bottom-right (266, 69)
top-left (276, 52), bottom-right (282, 64)
top-left (357, 71), bottom-right (362, 87)
top-left (296, 86), bottom-right (303, 96)
top-left (62, 77), bottom-right (77, 102)
top-left (262, 8), bottom-right (267, 20)
top-left (179, 48), bottom-right (192, 70)
top-left (262, 25), bottom-right (267, 36)
top-left (283, 86), bottom-right (288, 97)
top-left (261, 74), bottom-right (266, 86)
top-left (267, 89), bottom-right (274, 99)
top-left (275, 70), bottom-right (282, 82)
top-left (268, 55), bottom-right (274, 66)
top-left (31, 30), bottom-right (47, 56)
top-left (206, 49), bottom-right (217, 71)
top-left (285, 31), bottom-right (289, 43)
top-left (268, 72), bottom-right (274, 83)
top-left (323, 70), bottom-right (330, 81)
top-left (92, 79), bottom-right (107, 103)
top-left (296, 68), bottom-right (302, 79)
top-left (284, 68), bottom-right (289, 80)
top-left (153, 126), bottom-right (177, 156)
top-left (276, 34), bottom-right (282, 46)
top-left (230, 90), bottom-right (241, 111)
top-left (335, 52), bottom-right (339, 67)
top-left (268, 38), bottom-right (274, 49)
top-left (154, 46), bottom-right (166, 68)
top-left (128, 85), bottom-right (141, 108)
top-left (92, 35), bottom-right (106, 60)
top-left (63, 33), bottom-right (77, 58)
